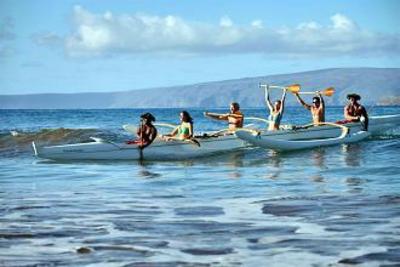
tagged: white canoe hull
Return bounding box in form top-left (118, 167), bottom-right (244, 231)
top-left (32, 135), bottom-right (246, 161)
top-left (251, 114), bottom-right (400, 141)
top-left (235, 114), bottom-right (400, 151)
top-left (236, 130), bottom-right (370, 151)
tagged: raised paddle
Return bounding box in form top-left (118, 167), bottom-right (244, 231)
top-left (297, 87), bottom-right (335, 97)
top-left (259, 83), bottom-right (301, 93)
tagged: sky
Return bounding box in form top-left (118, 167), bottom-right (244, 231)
top-left (0, 0), bottom-right (399, 95)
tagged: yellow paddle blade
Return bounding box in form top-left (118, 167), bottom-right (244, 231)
top-left (286, 84), bottom-right (301, 93)
top-left (322, 87), bottom-right (335, 96)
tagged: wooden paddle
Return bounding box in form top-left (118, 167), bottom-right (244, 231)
top-left (260, 83), bottom-right (301, 93)
top-left (297, 87), bottom-right (335, 96)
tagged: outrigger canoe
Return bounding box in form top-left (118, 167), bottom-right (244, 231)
top-left (235, 114), bottom-right (400, 151)
top-left (32, 129), bottom-right (246, 161)
top-left (235, 123), bottom-right (371, 151)
top-left (32, 114), bottom-right (400, 160)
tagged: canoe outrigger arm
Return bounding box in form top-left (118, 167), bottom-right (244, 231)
top-left (32, 141), bottom-right (38, 156)
top-left (313, 122), bottom-right (350, 138)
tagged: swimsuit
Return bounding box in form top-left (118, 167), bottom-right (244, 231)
top-left (178, 122), bottom-right (191, 139)
top-left (269, 111), bottom-right (282, 127)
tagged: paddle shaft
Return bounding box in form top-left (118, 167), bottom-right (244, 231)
top-left (296, 87), bottom-right (335, 96)
top-left (298, 92), bottom-right (321, 95)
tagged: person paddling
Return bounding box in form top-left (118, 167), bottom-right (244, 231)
top-left (204, 102), bottom-right (244, 132)
top-left (294, 92), bottom-right (325, 125)
top-left (162, 111), bottom-right (200, 146)
top-left (343, 93), bottom-right (369, 130)
top-left (265, 86), bottom-right (287, 131)
top-left (126, 112), bottom-right (157, 148)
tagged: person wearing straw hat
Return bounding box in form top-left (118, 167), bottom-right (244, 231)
top-left (344, 93), bottom-right (369, 130)
top-left (294, 92), bottom-right (325, 125)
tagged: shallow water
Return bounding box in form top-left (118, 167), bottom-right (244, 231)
top-left (1, 107), bottom-right (400, 266)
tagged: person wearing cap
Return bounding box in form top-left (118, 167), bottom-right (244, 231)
top-left (294, 92), bottom-right (325, 125)
top-left (344, 93), bottom-right (369, 130)
top-left (126, 112), bottom-right (158, 148)
top-left (204, 102), bottom-right (244, 132)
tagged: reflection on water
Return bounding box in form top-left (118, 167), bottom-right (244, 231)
top-left (265, 152), bottom-right (282, 179)
top-left (342, 143), bottom-right (363, 167)
top-left (269, 151), bottom-right (282, 168)
top-left (311, 174), bottom-right (324, 183)
top-left (345, 176), bottom-right (365, 193)
top-left (224, 150), bottom-right (245, 178)
top-left (312, 148), bottom-right (326, 170)
top-left (138, 167), bottom-right (162, 179)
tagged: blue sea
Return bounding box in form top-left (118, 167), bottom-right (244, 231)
top-left (1, 107), bottom-right (400, 267)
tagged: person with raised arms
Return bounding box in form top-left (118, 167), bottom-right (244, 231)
top-left (264, 86), bottom-right (287, 131)
top-left (204, 102), bottom-right (244, 132)
top-left (294, 92), bottom-right (325, 125)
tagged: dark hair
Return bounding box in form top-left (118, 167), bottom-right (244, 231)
top-left (312, 97), bottom-right (320, 103)
top-left (140, 112), bottom-right (156, 122)
top-left (180, 110), bottom-right (193, 123)
top-left (231, 102), bottom-right (240, 110)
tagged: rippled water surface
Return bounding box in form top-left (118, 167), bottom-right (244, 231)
top-left (1, 107), bottom-right (400, 266)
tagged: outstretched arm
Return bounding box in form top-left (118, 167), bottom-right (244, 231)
top-left (294, 93), bottom-right (311, 110)
top-left (204, 112), bottom-right (229, 121)
top-left (264, 87), bottom-right (274, 111)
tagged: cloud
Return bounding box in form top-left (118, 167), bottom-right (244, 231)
top-left (63, 6), bottom-right (400, 58)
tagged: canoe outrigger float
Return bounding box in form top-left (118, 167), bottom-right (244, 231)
top-left (32, 114), bottom-right (400, 160)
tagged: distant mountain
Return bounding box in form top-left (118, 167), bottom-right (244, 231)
top-left (1, 68), bottom-right (399, 109)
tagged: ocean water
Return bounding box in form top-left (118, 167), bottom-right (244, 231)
top-left (1, 107), bottom-right (400, 267)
